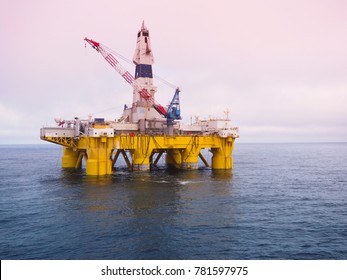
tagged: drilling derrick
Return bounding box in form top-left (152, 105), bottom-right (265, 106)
top-left (40, 22), bottom-right (239, 175)
top-left (132, 22), bottom-right (156, 111)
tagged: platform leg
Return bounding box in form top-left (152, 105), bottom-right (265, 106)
top-left (180, 148), bottom-right (200, 170)
top-left (211, 138), bottom-right (234, 169)
top-left (131, 150), bottom-right (151, 171)
top-left (129, 136), bottom-right (154, 171)
top-left (62, 147), bottom-right (81, 169)
top-left (86, 137), bottom-right (113, 175)
top-left (166, 149), bottom-right (182, 169)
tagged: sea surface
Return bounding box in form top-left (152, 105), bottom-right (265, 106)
top-left (0, 143), bottom-right (346, 260)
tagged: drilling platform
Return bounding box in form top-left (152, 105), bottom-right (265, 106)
top-left (40, 22), bottom-right (239, 175)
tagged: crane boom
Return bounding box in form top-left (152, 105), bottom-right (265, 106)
top-left (84, 37), bottom-right (167, 116)
top-left (84, 38), bottom-right (134, 85)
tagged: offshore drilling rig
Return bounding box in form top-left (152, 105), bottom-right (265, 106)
top-left (40, 22), bottom-right (239, 175)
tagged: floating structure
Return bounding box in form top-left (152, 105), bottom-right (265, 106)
top-left (40, 22), bottom-right (239, 175)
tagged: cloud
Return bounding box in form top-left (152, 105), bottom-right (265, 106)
top-left (0, 0), bottom-right (346, 143)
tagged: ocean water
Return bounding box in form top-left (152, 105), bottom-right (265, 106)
top-left (0, 143), bottom-right (346, 260)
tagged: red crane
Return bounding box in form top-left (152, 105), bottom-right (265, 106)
top-left (84, 38), bottom-right (167, 116)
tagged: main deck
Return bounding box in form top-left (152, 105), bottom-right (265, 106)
top-left (40, 130), bottom-right (236, 175)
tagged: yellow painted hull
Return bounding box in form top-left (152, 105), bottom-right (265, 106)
top-left (42, 135), bottom-right (236, 176)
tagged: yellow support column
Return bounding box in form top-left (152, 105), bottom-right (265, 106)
top-left (211, 137), bottom-right (234, 169)
top-left (166, 149), bottom-right (182, 169)
top-left (86, 137), bottom-right (113, 175)
top-left (131, 151), bottom-right (151, 171)
top-left (62, 147), bottom-right (81, 169)
top-left (130, 135), bottom-right (153, 171)
top-left (181, 148), bottom-right (200, 170)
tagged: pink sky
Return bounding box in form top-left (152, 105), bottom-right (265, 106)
top-left (0, 0), bottom-right (346, 143)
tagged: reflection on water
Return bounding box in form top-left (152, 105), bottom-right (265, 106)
top-left (61, 167), bottom-right (234, 214)
top-left (211, 170), bottom-right (233, 181)
top-left (57, 167), bottom-right (235, 259)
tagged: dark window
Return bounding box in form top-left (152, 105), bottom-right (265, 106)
top-left (145, 37), bottom-right (147, 43)
top-left (142, 31), bottom-right (149, 37)
top-left (137, 32), bottom-right (141, 37)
